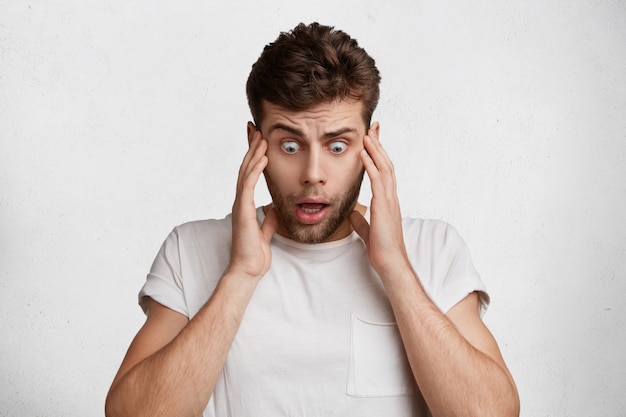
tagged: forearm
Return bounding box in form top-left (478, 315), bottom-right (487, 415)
top-left (105, 273), bottom-right (257, 417)
top-left (381, 266), bottom-right (519, 417)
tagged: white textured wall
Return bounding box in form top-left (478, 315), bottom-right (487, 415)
top-left (1, 1), bottom-right (625, 416)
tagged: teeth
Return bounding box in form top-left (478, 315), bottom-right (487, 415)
top-left (302, 206), bottom-right (322, 214)
top-left (300, 204), bottom-right (325, 214)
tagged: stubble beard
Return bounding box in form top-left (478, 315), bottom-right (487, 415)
top-left (264, 170), bottom-right (364, 244)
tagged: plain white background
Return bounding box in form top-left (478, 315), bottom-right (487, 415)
top-left (1, 1), bottom-right (625, 416)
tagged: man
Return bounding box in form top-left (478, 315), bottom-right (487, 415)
top-left (105, 22), bottom-right (519, 417)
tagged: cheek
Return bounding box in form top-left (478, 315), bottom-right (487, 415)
top-left (325, 161), bottom-right (361, 189)
top-left (265, 154), bottom-right (291, 178)
top-left (334, 153), bottom-right (363, 176)
top-left (264, 154), bottom-right (301, 191)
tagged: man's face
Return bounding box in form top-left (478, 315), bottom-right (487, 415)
top-left (251, 100), bottom-right (373, 244)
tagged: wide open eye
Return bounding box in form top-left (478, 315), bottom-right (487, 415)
top-left (329, 141), bottom-right (347, 154)
top-left (281, 141), bottom-right (301, 154)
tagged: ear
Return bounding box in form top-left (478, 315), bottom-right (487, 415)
top-left (369, 121), bottom-right (380, 137)
top-left (247, 121), bottom-right (258, 146)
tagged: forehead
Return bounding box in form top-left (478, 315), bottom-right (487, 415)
top-left (259, 100), bottom-right (366, 132)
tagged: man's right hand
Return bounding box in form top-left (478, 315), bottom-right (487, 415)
top-left (105, 128), bottom-right (279, 417)
top-left (228, 128), bottom-right (278, 281)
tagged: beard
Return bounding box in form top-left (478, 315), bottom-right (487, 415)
top-left (264, 169), bottom-right (364, 244)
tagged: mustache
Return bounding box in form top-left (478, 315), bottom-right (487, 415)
top-left (289, 188), bottom-right (333, 202)
top-left (280, 169), bottom-right (365, 202)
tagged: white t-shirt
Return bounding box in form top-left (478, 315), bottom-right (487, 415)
top-left (139, 207), bottom-right (488, 416)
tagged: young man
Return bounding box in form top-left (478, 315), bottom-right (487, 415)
top-left (106, 23), bottom-right (519, 417)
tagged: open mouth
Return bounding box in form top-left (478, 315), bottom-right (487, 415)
top-left (298, 203), bottom-right (327, 214)
top-left (295, 202), bottom-right (329, 224)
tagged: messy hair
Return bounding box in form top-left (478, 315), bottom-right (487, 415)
top-left (246, 22), bottom-right (381, 128)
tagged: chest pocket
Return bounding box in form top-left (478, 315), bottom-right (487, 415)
top-left (347, 314), bottom-right (417, 397)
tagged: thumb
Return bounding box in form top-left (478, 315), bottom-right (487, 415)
top-left (349, 210), bottom-right (370, 243)
top-left (261, 206), bottom-right (279, 241)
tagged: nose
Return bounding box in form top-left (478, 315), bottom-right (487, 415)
top-left (301, 148), bottom-right (326, 185)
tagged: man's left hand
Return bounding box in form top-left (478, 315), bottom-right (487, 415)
top-left (350, 124), bottom-right (412, 277)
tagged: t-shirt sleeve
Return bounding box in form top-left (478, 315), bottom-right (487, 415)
top-left (437, 224), bottom-right (489, 316)
top-left (138, 227), bottom-right (189, 317)
top-left (407, 219), bottom-right (490, 316)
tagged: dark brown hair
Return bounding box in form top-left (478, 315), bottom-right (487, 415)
top-left (246, 22), bottom-right (381, 128)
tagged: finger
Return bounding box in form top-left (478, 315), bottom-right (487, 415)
top-left (237, 136), bottom-right (267, 193)
top-left (261, 206), bottom-right (279, 241)
top-left (238, 130), bottom-right (261, 174)
top-left (349, 210), bottom-right (370, 243)
top-left (233, 139), bottom-right (268, 220)
top-left (363, 133), bottom-right (397, 197)
top-left (237, 131), bottom-right (265, 188)
top-left (367, 123), bottom-right (390, 164)
top-left (243, 137), bottom-right (268, 181)
top-left (238, 148), bottom-right (268, 205)
top-left (365, 129), bottom-right (394, 175)
top-left (360, 143), bottom-right (386, 199)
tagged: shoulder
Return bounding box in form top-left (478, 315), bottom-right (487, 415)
top-left (168, 213), bottom-right (234, 245)
top-left (144, 213), bottom-right (237, 317)
top-left (401, 216), bottom-right (476, 271)
top-left (402, 217), bottom-right (466, 248)
top-left (174, 213), bottom-right (233, 235)
top-left (401, 216), bottom-right (487, 314)
top-left (154, 214), bottom-right (234, 264)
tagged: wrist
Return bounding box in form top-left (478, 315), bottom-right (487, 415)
top-left (220, 268), bottom-right (262, 294)
top-left (372, 256), bottom-right (413, 280)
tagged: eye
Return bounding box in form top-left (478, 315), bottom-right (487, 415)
top-left (329, 141), bottom-right (347, 154)
top-left (281, 141), bottom-right (301, 154)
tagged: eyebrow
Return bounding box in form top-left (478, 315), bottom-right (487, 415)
top-left (266, 123), bottom-right (304, 137)
top-left (266, 123), bottom-right (358, 140)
